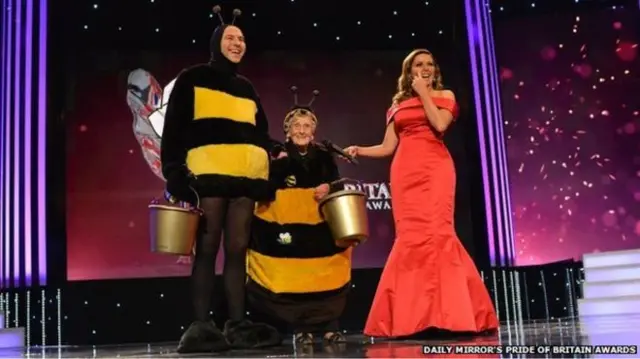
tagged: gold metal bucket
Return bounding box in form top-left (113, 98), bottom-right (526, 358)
top-left (149, 192), bottom-right (201, 255)
top-left (319, 189), bottom-right (369, 248)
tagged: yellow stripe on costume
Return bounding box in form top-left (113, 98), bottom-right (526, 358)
top-left (247, 248), bottom-right (352, 293)
top-left (255, 188), bottom-right (323, 225)
top-left (186, 144), bottom-right (268, 179)
top-left (193, 87), bottom-right (257, 125)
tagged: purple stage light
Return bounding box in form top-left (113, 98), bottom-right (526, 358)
top-left (14, 0), bottom-right (22, 288)
top-left (3, 0), bottom-right (14, 288)
top-left (479, 2), bottom-right (511, 262)
top-left (464, 0), bottom-right (516, 266)
top-left (486, 13), bottom-right (517, 262)
top-left (464, 0), bottom-right (497, 265)
top-left (38, 0), bottom-right (48, 285)
top-left (0, 0), bottom-right (48, 288)
top-left (0, 0), bottom-right (6, 289)
top-left (476, 0), bottom-right (506, 263)
top-left (25, 0), bottom-right (33, 286)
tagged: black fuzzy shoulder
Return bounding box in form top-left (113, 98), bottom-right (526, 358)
top-left (235, 74), bottom-right (263, 103)
top-left (172, 63), bottom-right (211, 84)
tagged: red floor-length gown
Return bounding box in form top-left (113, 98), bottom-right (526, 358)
top-left (364, 95), bottom-right (499, 338)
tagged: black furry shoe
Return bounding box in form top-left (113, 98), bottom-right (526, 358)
top-left (176, 320), bottom-right (230, 353)
top-left (223, 319), bottom-right (282, 349)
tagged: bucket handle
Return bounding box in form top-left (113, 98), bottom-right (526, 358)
top-left (329, 178), bottom-right (361, 192)
top-left (187, 185), bottom-right (202, 213)
top-left (164, 186), bottom-right (202, 213)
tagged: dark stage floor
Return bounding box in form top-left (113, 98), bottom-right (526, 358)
top-left (1, 315), bottom-right (638, 358)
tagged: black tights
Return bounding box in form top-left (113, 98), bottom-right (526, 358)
top-left (191, 197), bottom-right (254, 322)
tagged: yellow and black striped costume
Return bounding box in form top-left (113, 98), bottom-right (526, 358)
top-left (247, 142), bottom-right (352, 331)
top-left (161, 64), bottom-right (274, 201)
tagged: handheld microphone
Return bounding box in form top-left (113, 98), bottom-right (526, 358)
top-left (321, 140), bottom-right (359, 165)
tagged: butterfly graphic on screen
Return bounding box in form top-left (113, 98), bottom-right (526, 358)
top-left (125, 69), bottom-right (177, 181)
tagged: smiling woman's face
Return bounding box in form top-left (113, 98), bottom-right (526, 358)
top-left (287, 114), bottom-right (316, 147)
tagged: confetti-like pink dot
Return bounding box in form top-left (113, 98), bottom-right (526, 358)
top-left (634, 192), bottom-right (640, 201)
top-left (601, 211), bottom-right (617, 227)
top-left (573, 64), bottom-right (593, 78)
top-left (613, 21), bottom-right (622, 30)
top-left (635, 221), bottom-right (640, 236)
top-left (540, 46), bottom-right (557, 61)
top-left (623, 122), bottom-right (636, 134)
top-left (500, 67), bottom-right (513, 80)
top-left (128, 221), bottom-right (135, 228)
top-left (129, 149), bottom-right (134, 154)
top-left (616, 41), bottom-right (638, 62)
top-left (79, 125), bottom-right (88, 132)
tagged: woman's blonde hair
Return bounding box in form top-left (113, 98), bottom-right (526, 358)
top-left (392, 49), bottom-right (443, 105)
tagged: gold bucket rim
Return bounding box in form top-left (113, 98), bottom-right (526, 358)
top-left (148, 203), bottom-right (202, 215)
top-left (318, 189), bottom-right (366, 208)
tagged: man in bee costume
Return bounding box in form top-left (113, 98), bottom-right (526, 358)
top-left (161, 6), bottom-right (281, 353)
top-left (246, 87), bottom-right (352, 345)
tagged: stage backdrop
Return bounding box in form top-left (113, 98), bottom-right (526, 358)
top-left (495, 7), bottom-right (640, 265)
top-left (66, 51), bottom-right (426, 281)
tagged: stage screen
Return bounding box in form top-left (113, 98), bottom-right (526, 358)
top-left (496, 7), bottom-right (640, 265)
top-left (66, 51), bottom-right (415, 281)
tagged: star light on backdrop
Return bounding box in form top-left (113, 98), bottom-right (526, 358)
top-left (495, 7), bottom-right (639, 265)
top-left (75, 2), bottom-right (452, 49)
top-left (73, 0), bottom-right (636, 48)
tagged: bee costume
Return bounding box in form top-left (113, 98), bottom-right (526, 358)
top-left (160, 6), bottom-right (281, 353)
top-left (247, 87), bottom-right (352, 345)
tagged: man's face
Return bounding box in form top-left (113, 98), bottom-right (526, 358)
top-left (220, 26), bottom-right (246, 63)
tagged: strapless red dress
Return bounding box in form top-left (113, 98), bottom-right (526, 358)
top-left (363, 96), bottom-right (499, 338)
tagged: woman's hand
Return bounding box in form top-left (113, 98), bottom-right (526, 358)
top-left (344, 146), bottom-right (359, 159)
top-left (313, 183), bottom-right (330, 201)
top-left (411, 76), bottom-right (430, 97)
top-left (276, 151), bottom-right (288, 159)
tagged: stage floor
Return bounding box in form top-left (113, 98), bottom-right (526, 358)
top-left (1, 315), bottom-right (638, 358)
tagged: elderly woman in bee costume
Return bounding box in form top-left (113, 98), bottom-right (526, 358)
top-left (247, 87), bottom-right (352, 345)
top-left (160, 6), bottom-right (281, 353)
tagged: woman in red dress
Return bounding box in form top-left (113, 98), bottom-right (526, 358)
top-left (345, 49), bottom-right (499, 338)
